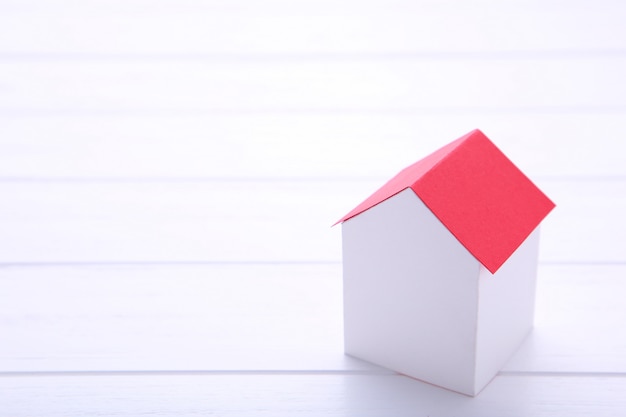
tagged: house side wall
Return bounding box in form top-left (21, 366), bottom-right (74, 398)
top-left (474, 227), bottom-right (541, 394)
top-left (342, 188), bottom-right (481, 396)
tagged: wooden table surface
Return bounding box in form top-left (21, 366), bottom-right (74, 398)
top-left (1, 1), bottom-right (626, 415)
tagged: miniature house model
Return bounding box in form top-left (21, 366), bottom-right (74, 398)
top-left (336, 129), bottom-right (555, 396)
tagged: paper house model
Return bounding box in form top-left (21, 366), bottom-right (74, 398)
top-left (336, 129), bottom-right (555, 396)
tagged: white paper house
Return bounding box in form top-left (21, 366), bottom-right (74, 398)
top-left (336, 129), bottom-right (555, 396)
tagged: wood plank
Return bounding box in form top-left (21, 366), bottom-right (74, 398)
top-left (0, 264), bottom-right (359, 372)
top-left (1, 58), bottom-right (625, 111)
top-left (0, 180), bottom-right (343, 263)
top-left (538, 179), bottom-right (626, 263)
top-left (1, 1), bottom-right (625, 55)
top-left (505, 264), bottom-right (626, 373)
top-left (1, 373), bottom-right (624, 416)
top-left (1, 264), bottom-right (625, 373)
top-left (1, 113), bottom-right (624, 179)
top-left (0, 180), bottom-right (623, 263)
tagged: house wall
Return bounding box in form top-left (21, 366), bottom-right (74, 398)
top-left (474, 227), bottom-right (541, 394)
top-left (342, 188), bottom-right (481, 395)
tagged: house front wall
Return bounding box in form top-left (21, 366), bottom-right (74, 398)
top-left (342, 188), bottom-right (481, 395)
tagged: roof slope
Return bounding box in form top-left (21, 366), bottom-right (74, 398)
top-left (337, 129), bottom-right (555, 274)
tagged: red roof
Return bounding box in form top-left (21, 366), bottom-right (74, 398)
top-left (337, 129), bottom-right (555, 274)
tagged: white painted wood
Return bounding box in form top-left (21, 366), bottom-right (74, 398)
top-left (0, 180), bottom-right (623, 263)
top-left (1, 0), bottom-right (625, 412)
top-left (0, 264), bottom-right (361, 372)
top-left (1, 58), bottom-right (625, 111)
top-left (538, 180), bottom-right (626, 263)
top-left (1, 264), bottom-right (625, 374)
top-left (504, 264), bottom-right (626, 373)
top-left (1, 113), bottom-right (624, 179)
top-left (0, 180), bottom-right (344, 263)
top-left (1, 1), bottom-right (625, 55)
top-left (1, 373), bottom-right (625, 417)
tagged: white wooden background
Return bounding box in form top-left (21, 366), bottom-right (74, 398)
top-left (1, 1), bottom-right (626, 415)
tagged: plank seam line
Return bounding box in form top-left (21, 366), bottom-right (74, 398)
top-left (0, 370), bottom-right (395, 378)
top-left (1, 370), bottom-right (624, 378)
top-left (0, 261), bottom-right (343, 268)
top-left (1, 260), bottom-right (624, 268)
top-left (498, 371), bottom-right (626, 378)
top-left (2, 106), bottom-right (626, 116)
top-left (1, 50), bottom-right (626, 62)
top-left (0, 175), bottom-right (624, 183)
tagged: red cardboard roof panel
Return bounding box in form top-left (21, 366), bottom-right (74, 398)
top-left (337, 129), bottom-right (555, 274)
